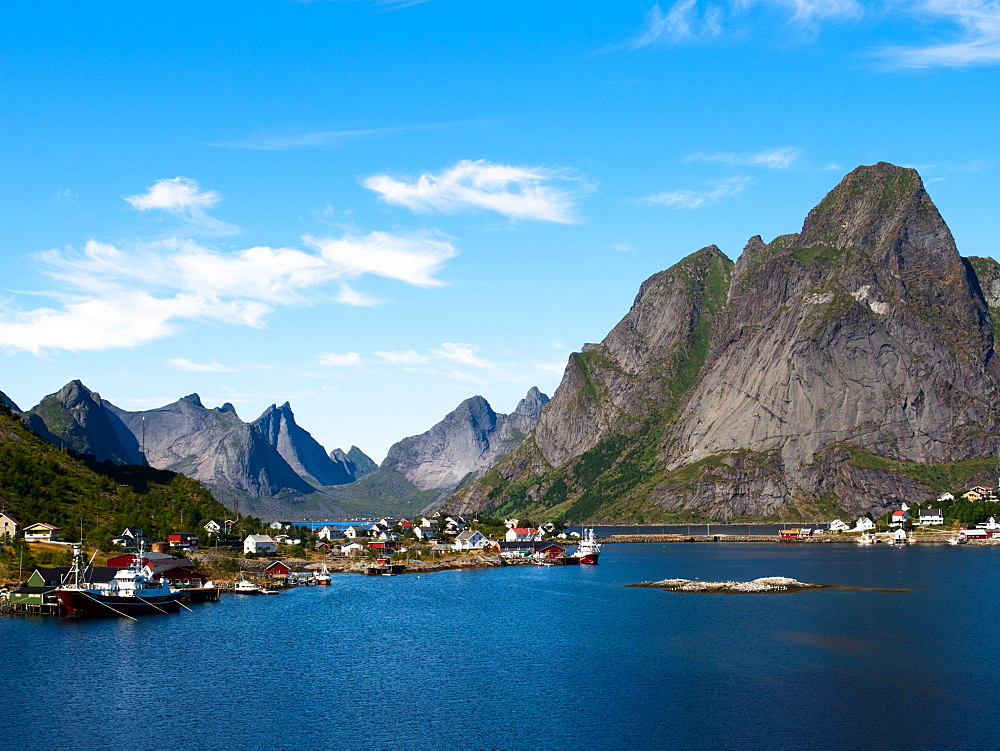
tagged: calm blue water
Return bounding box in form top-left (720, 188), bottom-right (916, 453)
top-left (2, 543), bottom-right (997, 750)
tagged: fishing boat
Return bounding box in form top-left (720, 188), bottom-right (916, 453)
top-left (56, 542), bottom-right (183, 617)
top-left (571, 528), bottom-right (601, 564)
top-left (315, 562), bottom-right (332, 585)
top-left (856, 532), bottom-right (876, 545)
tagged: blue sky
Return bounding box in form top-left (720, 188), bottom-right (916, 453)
top-left (1, 0), bottom-right (998, 461)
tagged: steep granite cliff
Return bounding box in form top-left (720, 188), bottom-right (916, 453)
top-left (451, 163), bottom-right (1000, 522)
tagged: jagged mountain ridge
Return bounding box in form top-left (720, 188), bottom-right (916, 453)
top-left (450, 163), bottom-right (1000, 522)
top-left (383, 387), bottom-right (549, 498)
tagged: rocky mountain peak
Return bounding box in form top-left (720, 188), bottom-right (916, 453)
top-left (797, 162), bottom-right (956, 268)
top-left (181, 393), bottom-right (205, 408)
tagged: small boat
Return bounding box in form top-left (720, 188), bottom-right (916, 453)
top-left (259, 587), bottom-right (280, 595)
top-left (234, 577), bottom-right (262, 594)
top-left (56, 542), bottom-right (183, 617)
top-left (315, 562), bottom-right (332, 585)
top-left (948, 536), bottom-right (966, 545)
top-left (856, 533), bottom-right (876, 545)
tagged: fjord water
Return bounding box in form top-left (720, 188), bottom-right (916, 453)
top-left (3, 543), bottom-right (997, 750)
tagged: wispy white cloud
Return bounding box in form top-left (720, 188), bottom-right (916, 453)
top-left (431, 342), bottom-right (492, 368)
top-left (363, 160), bottom-right (586, 223)
top-left (536, 361), bottom-right (569, 374)
top-left (642, 175), bottom-right (751, 209)
top-left (629, 0), bottom-right (723, 47)
top-left (211, 126), bottom-right (412, 151)
top-left (374, 349), bottom-right (431, 366)
top-left (883, 0), bottom-right (1000, 67)
top-left (685, 147), bottom-right (801, 169)
top-left (167, 357), bottom-right (234, 372)
top-left (611, 243), bottom-right (634, 251)
top-left (550, 338), bottom-right (566, 349)
top-left (0, 230), bottom-right (456, 355)
top-left (318, 352), bottom-right (364, 367)
top-left (624, 0), bottom-right (858, 49)
top-left (125, 177), bottom-right (238, 235)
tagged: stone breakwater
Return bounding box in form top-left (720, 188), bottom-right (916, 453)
top-left (628, 576), bottom-right (828, 593)
top-left (605, 534), bottom-right (857, 544)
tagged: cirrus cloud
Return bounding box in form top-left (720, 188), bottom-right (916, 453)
top-left (642, 175), bottom-right (751, 209)
top-left (363, 159), bottom-right (586, 223)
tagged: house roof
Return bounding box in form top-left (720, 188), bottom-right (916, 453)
top-left (511, 527), bottom-right (537, 534)
top-left (1, 512), bottom-right (21, 525)
top-left (245, 534), bottom-right (275, 543)
top-left (918, 509), bottom-right (943, 516)
top-left (149, 563), bottom-right (204, 576)
top-left (265, 560), bottom-right (290, 570)
top-left (34, 565), bottom-right (118, 585)
top-left (26, 522), bottom-right (59, 530)
top-left (455, 530), bottom-right (483, 541)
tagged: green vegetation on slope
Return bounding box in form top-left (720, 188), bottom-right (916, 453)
top-left (0, 402), bottom-right (230, 547)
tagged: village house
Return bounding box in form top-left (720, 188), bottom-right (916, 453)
top-left (203, 519), bottom-right (227, 535)
top-left (343, 525), bottom-right (368, 539)
top-left (889, 510), bottom-right (912, 528)
top-left (419, 516), bottom-right (437, 529)
top-left (828, 519), bottom-right (851, 533)
top-left (269, 521), bottom-right (291, 531)
top-left (107, 551), bottom-right (180, 568)
top-left (454, 529), bottom-right (491, 550)
top-left (963, 486), bottom-right (995, 501)
top-left (264, 560), bottom-right (291, 580)
top-left (917, 509), bottom-right (944, 526)
top-left (316, 525), bottom-right (341, 541)
top-left (414, 527), bottom-right (436, 542)
top-left (852, 517), bottom-right (876, 532)
top-left (244, 534), bottom-right (277, 555)
top-left (0, 511), bottom-right (20, 539)
top-left (149, 563), bottom-right (209, 588)
top-left (979, 516), bottom-right (1000, 530)
top-left (937, 492), bottom-right (955, 502)
top-left (340, 541), bottom-right (366, 557)
top-left (368, 539), bottom-right (400, 551)
top-left (504, 518), bottom-right (520, 529)
top-left (505, 527), bottom-right (539, 542)
top-left (167, 532), bottom-right (199, 549)
top-left (23, 522), bottom-right (60, 542)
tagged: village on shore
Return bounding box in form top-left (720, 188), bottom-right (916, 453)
top-left (4, 481), bottom-right (1000, 616)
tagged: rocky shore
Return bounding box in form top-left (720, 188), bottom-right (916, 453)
top-left (628, 576), bottom-right (827, 593)
top-left (605, 534), bottom-right (857, 544)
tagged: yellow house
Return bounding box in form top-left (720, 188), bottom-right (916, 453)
top-left (963, 490), bottom-right (985, 501)
top-left (23, 522), bottom-right (60, 542)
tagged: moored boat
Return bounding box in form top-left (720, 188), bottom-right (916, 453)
top-left (315, 562), bottom-right (332, 585)
top-left (56, 543), bottom-right (183, 617)
top-left (234, 576), bottom-right (263, 594)
top-left (572, 528), bottom-right (601, 564)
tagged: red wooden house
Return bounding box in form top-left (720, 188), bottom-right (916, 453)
top-left (264, 560), bottom-right (291, 579)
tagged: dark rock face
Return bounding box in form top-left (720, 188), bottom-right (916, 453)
top-left (253, 402), bottom-right (353, 486)
top-left (382, 388), bottom-right (549, 497)
top-left (453, 163), bottom-right (1000, 521)
top-left (23, 380), bottom-right (144, 465)
top-left (1, 391), bottom-right (21, 413)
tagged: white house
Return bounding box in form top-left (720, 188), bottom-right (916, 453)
top-left (892, 527), bottom-right (908, 542)
top-left (917, 509), bottom-right (944, 526)
top-left (852, 517), bottom-right (876, 532)
top-left (414, 527), bottom-right (436, 541)
top-left (340, 541), bottom-right (366, 556)
top-left (244, 534), bottom-right (277, 555)
top-left (203, 519), bottom-right (225, 535)
top-left (343, 526), bottom-right (368, 539)
top-left (828, 519), bottom-right (851, 533)
top-left (504, 518), bottom-right (520, 529)
top-left (420, 517), bottom-right (437, 529)
top-left (0, 512), bottom-right (19, 539)
top-left (979, 516), bottom-right (1000, 530)
top-left (889, 510), bottom-right (911, 528)
top-left (269, 521), bottom-right (290, 531)
top-left (454, 530), bottom-right (490, 550)
top-left (317, 526), bottom-right (340, 541)
top-left (505, 527), bottom-right (539, 542)
top-left (937, 492), bottom-right (955, 502)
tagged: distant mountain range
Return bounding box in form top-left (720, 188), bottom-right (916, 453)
top-left (10, 380), bottom-right (548, 520)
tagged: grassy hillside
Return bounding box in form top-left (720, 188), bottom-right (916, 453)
top-left (0, 401), bottom-right (230, 548)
